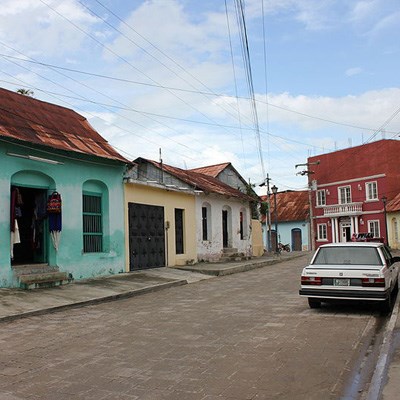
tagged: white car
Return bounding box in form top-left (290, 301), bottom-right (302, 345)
top-left (299, 242), bottom-right (400, 311)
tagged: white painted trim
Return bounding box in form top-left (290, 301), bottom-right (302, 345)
top-left (317, 174), bottom-right (385, 188)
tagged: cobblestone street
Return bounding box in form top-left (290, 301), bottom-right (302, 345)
top-left (0, 256), bottom-right (380, 399)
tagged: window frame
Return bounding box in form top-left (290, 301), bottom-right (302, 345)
top-left (368, 220), bottom-right (380, 238)
top-left (317, 223), bottom-right (328, 241)
top-left (338, 186), bottom-right (351, 204)
top-left (316, 189), bottom-right (326, 207)
top-left (365, 181), bottom-right (378, 201)
top-left (82, 191), bottom-right (103, 253)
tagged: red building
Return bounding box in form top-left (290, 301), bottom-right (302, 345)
top-left (307, 139), bottom-right (400, 249)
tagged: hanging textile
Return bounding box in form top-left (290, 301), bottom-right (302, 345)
top-left (47, 191), bottom-right (62, 251)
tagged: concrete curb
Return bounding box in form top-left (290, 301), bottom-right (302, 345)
top-left (365, 290), bottom-right (400, 400)
top-left (0, 279), bottom-right (187, 323)
top-left (175, 253), bottom-right (306, 276)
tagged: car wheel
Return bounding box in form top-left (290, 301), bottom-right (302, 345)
top-left (308, 298), bottom-right (321, 309)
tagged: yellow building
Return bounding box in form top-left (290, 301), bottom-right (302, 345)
top-left (386, 194), bottom-right (400, 250)
top-left (124, 158), bottom-right (261, 271)
top-left (124, 181), bottom-right (197, 271)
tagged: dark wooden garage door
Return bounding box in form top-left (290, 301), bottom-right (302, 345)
top-left (128, 203), bottom-right (165, 270)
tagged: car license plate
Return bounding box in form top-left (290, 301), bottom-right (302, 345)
top-left (334, 278), bottom-right (350, 286)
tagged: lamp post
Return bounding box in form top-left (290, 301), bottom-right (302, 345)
top-left (271, 185), bottom-right (278, 254)
top-left (382, 196), bottom-right (388, 245)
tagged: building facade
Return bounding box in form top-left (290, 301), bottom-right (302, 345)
top-left (0, 87), bottom-right (127, 288)
top-left (127, 158), bottom-right (256, 265)
top-left (261, 190), bottom-right (310, 252)
top-left (308, 139), bottom-right (400, 249)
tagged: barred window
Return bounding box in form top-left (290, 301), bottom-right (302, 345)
top-left (83, 193), bottom-right (103, 253)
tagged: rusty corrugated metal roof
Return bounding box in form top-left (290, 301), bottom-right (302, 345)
top-left (0, 87), bottom-right (128, 163)
top-left (387, 193), bottom-right (400, 212)
top-left (261, 190), bottom-right (309, 222)
top-left (141, 159), bottom-right (253, 201)
top-left (190, 162), bottom-right (231, 178)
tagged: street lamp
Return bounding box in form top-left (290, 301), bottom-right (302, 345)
top-left (271, 185), bottom-right (279, 254)
top-left (382, 196), bottom-right (388, 245)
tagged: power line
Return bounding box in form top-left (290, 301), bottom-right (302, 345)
top-left (1, 52), bottom-right (397, 136)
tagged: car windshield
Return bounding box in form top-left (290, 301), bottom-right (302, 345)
top-left (312, 246), bottom-right (382, 266)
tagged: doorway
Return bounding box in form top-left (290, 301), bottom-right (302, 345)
top-left (222, 210), bottom-right (228, 248)
top-left (292, 228), bottom-right (302, 251)
top-left (340, 224), bottom-right (351, 242)
top-left (128, 203), bottom-right (165, 270)
top-left (11, 186), bottom-right (48, 265)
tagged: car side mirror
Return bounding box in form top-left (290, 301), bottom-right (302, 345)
top-left (392, 256), bottom-right (400, 263)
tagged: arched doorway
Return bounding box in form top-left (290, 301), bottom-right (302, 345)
top-left (11, 170), bottom-right (55, 265)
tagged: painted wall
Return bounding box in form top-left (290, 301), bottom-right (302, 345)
top-left (124, 182), bottom-right (197, 268)
top-left (196, 194), bottom-right (252, 261)
top-left (262, 221), bottom-right (310, 251)
top-left (217, 166), bottom-right (247, 192)
top-left (1, 143), bottom-right (126, 287)
top-left (251, 219), bottom-right (264, 256)
top-left (387, 212), bottom-right (400, 250)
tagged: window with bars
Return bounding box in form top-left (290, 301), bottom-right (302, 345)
top-left (83, 193), bottom-right (103, 253)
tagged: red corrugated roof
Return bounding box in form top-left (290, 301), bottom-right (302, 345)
top-left (190, 162), bottom-right (231, 178)
top-left (142, 159), bottom-right (253, 201)
top-left (261, 190), bottom-right (309, 222)
top-left (387, 193), bottom-right (400, 212)
top-left (0, 87), bottom-right (128, 163)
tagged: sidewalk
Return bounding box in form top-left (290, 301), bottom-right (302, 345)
top-left (0, 251), bottom-right (304, 323)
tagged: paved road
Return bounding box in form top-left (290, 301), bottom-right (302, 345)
top-left (0, 255), bottom-right (382, 400)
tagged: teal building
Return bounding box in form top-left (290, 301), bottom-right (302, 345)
top-left (0, 87), bottom-right (128, 288)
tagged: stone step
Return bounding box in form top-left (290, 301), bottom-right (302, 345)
top-left (12, 263), bottom-right (59, 276)
top-left (222, 248), bottom-right (238, 255)
top-left (18, 271), bottom-right (70, 290)
top-left (12, 264), bottom-right (70, 290)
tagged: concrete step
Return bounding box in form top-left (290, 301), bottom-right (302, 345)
top-left (12, 263), bottom-right (59, 276)
top-left (12, 264), bottom-right (70, 290)
top-left (222, 248), bottom-right (238, 255)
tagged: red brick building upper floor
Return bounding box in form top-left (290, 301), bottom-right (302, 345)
top-left (307, 139), bottom-right (400, 249)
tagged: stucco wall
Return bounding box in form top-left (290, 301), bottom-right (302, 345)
top-left (124, 183), bottom-right (197, 268)
top-left (262, 221), bottom-right (310, 251)
top-left (196, 194), bottom-right (252, 261)
top-left (1, 143), bottom-right (126, 287)
top-left (251, 219), bottom-right (264, 256)
top-left (388, 212), bottom-right (400, 250)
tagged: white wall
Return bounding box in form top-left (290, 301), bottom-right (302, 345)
top-left (195, 194), bottom-right (252, 262)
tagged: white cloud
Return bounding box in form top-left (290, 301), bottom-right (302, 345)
top-left (0, 0), bottom-right (100, 57)
top-left (346, 67), bottom-right (363, 76)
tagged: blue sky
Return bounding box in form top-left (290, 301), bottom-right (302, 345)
top-left (0, 0), bottom-right (399, 193)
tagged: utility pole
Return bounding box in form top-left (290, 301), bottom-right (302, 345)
top-left (295, 161), bottom-right (320, 251)
top-left (259, 174), bottom-right (272, 252)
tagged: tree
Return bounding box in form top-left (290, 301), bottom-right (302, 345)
top-left (16, 88), bottom-right (34, 97)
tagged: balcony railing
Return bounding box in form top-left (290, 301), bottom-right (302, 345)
top-left (322, 202), bottom-right (363, 217)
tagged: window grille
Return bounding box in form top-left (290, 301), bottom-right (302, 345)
top-left (83, 194), bottom-right (103, 252)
